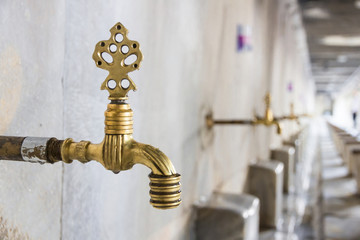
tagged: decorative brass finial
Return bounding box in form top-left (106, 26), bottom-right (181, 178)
top-left (92, 22), bottom-right (143, 100)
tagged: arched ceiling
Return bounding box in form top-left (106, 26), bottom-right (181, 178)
top-left (299, 0), bottom-right (360, 94)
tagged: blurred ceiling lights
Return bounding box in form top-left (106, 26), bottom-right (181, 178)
top-left (300, 0), bottom-right (360, 94)
top-left (320, 35), bottom-right (360, 47)
top-left (355, 0), bottom-right (360, 9)
top-left (337, 55), bottom-right (348, 63)
top-left (303, 7), bottom-right (330, 19)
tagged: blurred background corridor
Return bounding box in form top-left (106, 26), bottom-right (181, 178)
top-left (0, 0), bottom-right (360, 239)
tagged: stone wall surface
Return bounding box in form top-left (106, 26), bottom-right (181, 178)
top-left (0, 0), bottom-right (314, 239)
top-left (0, 1), bottom-right (65, 239)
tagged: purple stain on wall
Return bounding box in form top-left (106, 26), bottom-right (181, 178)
top-left (237, 25), bottom-right (252, 52)
top-left (287, 82), bottom-right (293, 92)
top-left (237, 35), bottom-right (245, 50)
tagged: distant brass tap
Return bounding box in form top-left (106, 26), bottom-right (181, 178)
top-left (299, 113), bottom-right (312, 118)
top-left (280, 103), bottom-right (300, 125)
top-left (252, 93), bottom-right (282, 135)
top-left (0, 22), bottom-right (181, 209)
top-left (206, 92), bottom-right (282, 135)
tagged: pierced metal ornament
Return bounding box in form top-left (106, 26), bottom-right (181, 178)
top-left (92, 22), bottom-right (143, 100)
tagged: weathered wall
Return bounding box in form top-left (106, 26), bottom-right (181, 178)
top-left (0, 0), bottom-right (314, 239)
top-left (0, 1), bottom-right (65, 239)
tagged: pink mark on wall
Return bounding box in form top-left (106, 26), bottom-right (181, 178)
top-left (236, 25), bottom-right (252, 52)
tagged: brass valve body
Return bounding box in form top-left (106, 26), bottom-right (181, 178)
top-left (61, 102), bottom-right (182, 209)
top-left (105, 103), bottom-right (134, 134)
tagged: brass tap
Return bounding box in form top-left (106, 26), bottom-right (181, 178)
top-left (0, 22), bottom-right (181, 209)
top-left (206, 92), bottom-right (282, 135)
top-left (61, 103), bottom-right (181, 209)
top-left (289, 103), bottom-right (297, 120)
top-left (252, 92), bottom-right (282, 135)
top-left (281, 102), bottom-right (300, 125)
top-left (63, 22), bottom-right (181, 209)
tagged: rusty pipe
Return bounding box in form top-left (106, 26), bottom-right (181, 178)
top-left (0, 136), bottom-right (63, 164)
top-left (0, 134), bottom-right (181, 209)
top-left (206, 113), bottom-right (254, 129)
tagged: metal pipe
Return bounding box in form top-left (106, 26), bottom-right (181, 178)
top-left (206, 113), bottom-right (254, 129)
top-left (213, 119), bottom-right (254, 125)
top-left (0, 136), bottom-right (25, 161)
top-left (205, 93), bottom-right (283, 135)
top-left (0, 136), bottom-right (63, 164)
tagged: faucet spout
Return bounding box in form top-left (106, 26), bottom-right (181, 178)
top-left (123, 136), bottom-right (176, 175)
top-left (274, 121), bottom-right (282, 135)
top-left (122, 136), bottom-right (182, 209)
top-left (251, 92), bottom-right (282, 135)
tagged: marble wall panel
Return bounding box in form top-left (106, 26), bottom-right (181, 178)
top-left (0, 0), bottom-right (315, 239)
top-left (0, 1), bottom-right (65, 239)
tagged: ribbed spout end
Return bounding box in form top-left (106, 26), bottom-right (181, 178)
top-left (149, 173), bottom-right (181, 209)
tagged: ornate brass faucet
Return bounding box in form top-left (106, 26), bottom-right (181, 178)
top-left (206, 92), bottom-right (282, 134)
top-left (0, 23), bottom-right (181, 209)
